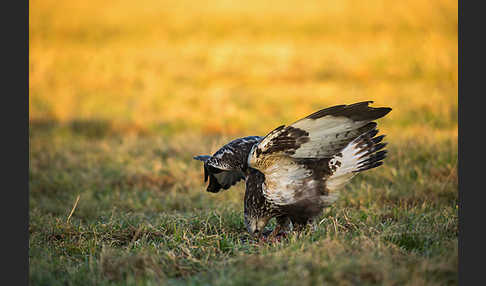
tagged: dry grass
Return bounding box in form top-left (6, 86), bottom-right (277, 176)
top-left (29, 130), bottom-right (457, 285)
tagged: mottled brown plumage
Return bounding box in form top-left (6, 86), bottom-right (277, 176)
top-left (194, 136), bottom-right (262, 193)
top-left (194, 101), bottom-right (392, 238)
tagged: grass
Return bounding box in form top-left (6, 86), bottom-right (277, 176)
top-left (29, 0), bottom-right (457, 285)
top-left (29, 126), bottom-right (457, 285)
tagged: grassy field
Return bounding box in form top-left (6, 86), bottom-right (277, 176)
top-left (29, 0), bottom-right (457, 285)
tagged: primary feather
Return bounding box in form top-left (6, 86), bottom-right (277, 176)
top-left (194, 136), bottom-right (262, 193)
top-left (195, 101), bottom-right (392, 236)
top-left (246, 101), bottom-right (391, 233)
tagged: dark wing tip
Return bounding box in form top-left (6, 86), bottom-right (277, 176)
top-left (194, 155), bottom-right (211, 162)
top-left (352, 127), bottom-right (389, 172)
top-left (305, 101), bottom-right (392, 121)
top-left (349, 100), bottom-right (374, 106)
top-left (220, 175), bottom-right (245, 190)
top-left (206, 173), bottom-right (222, 193)
top-left (372, 134), bottom-right (385, 144)
top-left (374, 107), bottom-right (392, 118)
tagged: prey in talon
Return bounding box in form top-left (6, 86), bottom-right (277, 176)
top-left (253, 227), bottom-right (288, 244)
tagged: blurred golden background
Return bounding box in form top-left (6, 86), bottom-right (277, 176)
top-left (29, 0), bottom-right (457, 140)
top-left (29, 2), bottom-right (458, 283)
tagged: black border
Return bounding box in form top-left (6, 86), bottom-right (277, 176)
top-left (458, 0), bottom-right (481, 285)
top-left (21, 0), bottom-right (464, 285)
top-left (457, 0), bottom-right (462, 282)
top-left (4, 0), bottom-right (29, 284)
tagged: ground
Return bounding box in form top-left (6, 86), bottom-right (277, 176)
top-left (29, 127), bottom-right (457, 285)
top-left (29, 0), bottom-right (457, 285)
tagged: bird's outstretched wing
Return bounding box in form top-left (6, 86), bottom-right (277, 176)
top-left (248, 101), bottom-right (391, 206)
top-left (193, 155), bottom-right (245, 193)
top-left (194, 136), bottom-right (262, 193)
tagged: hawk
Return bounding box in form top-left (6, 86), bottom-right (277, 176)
top-left (194, 101), bottom-right (391, 239)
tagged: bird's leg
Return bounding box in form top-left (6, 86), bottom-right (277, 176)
top-left (267, 216), bottom-right (291, 242)
top-left (292, 223), bottom-right (305, 233)
top-left (266, 224), bottom-right (282, 242)
top-left (308, 218), bottom-right (318, 232)
top-left (291, 217), bottom-right (315, 237)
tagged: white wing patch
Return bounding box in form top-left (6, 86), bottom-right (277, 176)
top-left (261, 157), bottom-right (313, 205)
top-left (290, 116), bottom-right (370, 158)
top-left (326, 131), bottom-right (387, 192)
top-left (325, 144), bottom-right (360, 192)
top-left (247, 102), bottom-right (390, 209)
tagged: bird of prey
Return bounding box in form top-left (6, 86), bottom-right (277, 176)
top-left (194, 101), bottom-right (391, 239)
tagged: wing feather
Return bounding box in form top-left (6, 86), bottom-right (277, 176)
top-left (248, 101), bottom-right (391, 206)
top-left (250, 101), bottom-right (391, 161)
top-left (194, 136), bottom-right (262, 193)
top-left (326, 127), bottom-right (388, 192)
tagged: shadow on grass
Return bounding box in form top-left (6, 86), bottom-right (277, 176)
top-left (29, 118), bottom-right (198, 139)
top-left (29, 118), bottom-right (151, 139)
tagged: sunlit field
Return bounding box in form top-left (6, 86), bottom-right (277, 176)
top-left (29, 0), bottom-right (458, 285)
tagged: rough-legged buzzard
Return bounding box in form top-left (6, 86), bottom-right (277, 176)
top-left (194, 101), bottom-right (391, 238)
